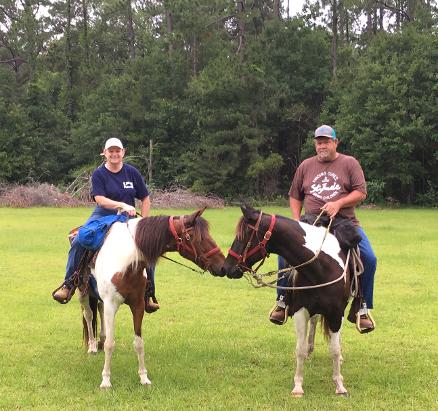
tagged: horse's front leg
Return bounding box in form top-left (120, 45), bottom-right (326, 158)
top-left (130, 297), bottom-right (151, 386)
top-left (329, 324), bottom-right (348, 396)
top-left (307, 315), bottom-right (319, 356)
top-left (100, 300), bottom-right (120, 389)
top-left (292, 308), bottom-right (310, 398)
top-left (78, 291), bottom-right (97, 354)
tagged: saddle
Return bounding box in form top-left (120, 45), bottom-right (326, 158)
top-left (54, 226), bottom-right (158, 310)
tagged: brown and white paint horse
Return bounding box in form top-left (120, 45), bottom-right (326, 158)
top-left (79, 208), bottom-right (224, 388)
top-left (222, 205), bottom-right (351, 397)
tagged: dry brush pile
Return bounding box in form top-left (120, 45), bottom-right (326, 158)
top-left (0, 182), bottom-right (224, 209)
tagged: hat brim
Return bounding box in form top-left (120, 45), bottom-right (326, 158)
top-left (314, 135), bottom-right (336, 139)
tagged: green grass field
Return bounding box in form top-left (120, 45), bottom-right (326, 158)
top-left (0, 207), bottom-right (437, 410)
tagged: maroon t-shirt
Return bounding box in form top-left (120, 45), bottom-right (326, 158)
top-left (289, 154), bottom-right (366, 224)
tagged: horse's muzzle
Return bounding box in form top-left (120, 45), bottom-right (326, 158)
top-left (222, 266), bottom-right (243, 279)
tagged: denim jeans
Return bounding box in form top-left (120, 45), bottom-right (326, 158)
top-left (64, 207), bottom-right (157, 295)
top-left (276, 227), bottom-right (376, 309)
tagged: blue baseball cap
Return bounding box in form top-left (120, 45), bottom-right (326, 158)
top-left (314, 125), bottom-right (337, 140)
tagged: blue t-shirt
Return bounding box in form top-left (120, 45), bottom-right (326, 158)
top-left (91, 164), bottom-right (149, 212)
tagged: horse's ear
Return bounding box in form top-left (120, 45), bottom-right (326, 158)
top-left (240, 204), bottom-right (258, 222)
top-left (185, 207), bottom-right (206, 226)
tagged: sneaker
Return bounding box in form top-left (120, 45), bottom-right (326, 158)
top-left (269, 306), bottom-right (287, 325)
top-left (145, 297), bottom-right (160, 313)
top-left (52, 285), bottom-right (74, 304)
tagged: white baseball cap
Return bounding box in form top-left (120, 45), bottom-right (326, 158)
top-left (104, 137), bottom-right (124, 150)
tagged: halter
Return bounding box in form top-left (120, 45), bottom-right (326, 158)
top-left (168, 215), bottom-right (221, 270)
top-left (228, 211), bottom-right (276, 273)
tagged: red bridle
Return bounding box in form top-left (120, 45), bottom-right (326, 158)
top-left (168, 216), bottom-right (221, 268)
top-left (228, 212), bottom-right (276, 271)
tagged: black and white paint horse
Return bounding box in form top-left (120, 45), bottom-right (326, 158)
top-left (222, 205), bottom-right (352, 397)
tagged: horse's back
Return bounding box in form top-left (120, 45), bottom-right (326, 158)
top-left (95, 219), bottom-right (142, 284)
top-left (298, 222), bottom-right (345, 270)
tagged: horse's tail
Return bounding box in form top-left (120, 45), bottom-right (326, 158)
top-left (320, 316), bottom-right (331, 340)
top-left (82, 295), bottom-right (98, 346)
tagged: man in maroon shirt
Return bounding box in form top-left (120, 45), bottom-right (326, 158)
top-left (269, 125), bottom-right (376, 332)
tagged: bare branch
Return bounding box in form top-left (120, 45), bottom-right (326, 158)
top-left (375, 0), bottom-right (411, 21)
top-left (0, 5), bottom-right (19, 21)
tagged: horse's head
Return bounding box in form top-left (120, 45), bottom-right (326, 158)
top-left (222, 205), bottom-right (275, 279)
top-left (170, 208), bottom-right (225, 276)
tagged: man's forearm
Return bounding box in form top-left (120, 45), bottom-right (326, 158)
top-left (141, 196), bottom-right (151, 217)
top-left (290, 197), bottom-right (302, 220)
top-left (335, 190), bottom-right (366, 209)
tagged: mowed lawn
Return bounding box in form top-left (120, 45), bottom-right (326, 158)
top-left (0, 206), bottom-right (437, 411)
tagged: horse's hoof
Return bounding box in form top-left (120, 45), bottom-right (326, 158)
top-left (140, 377), bottom-right (152, 386)
top-left (291, 390), bottom-right (304, 398)
top-left (336, 391), bottom-right (349, 397)
top-left (100, 380), bottom-right (112, 389)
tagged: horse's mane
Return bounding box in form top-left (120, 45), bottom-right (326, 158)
top-left (236, 216), bottom-right (247, 241)
top-left (134, 216), bottom-right (171, 265)
top-left (134, 215), bottom-right (211, 264)
top-left (190, 216), bottom-right (211, 244)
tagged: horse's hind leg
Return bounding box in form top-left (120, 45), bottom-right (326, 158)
top-left (79, 291), bottom-right (97, 354)
top-left (97, 300), bottom-right (106, 350)
top-left (329, 327), bottom-right (348, 396)
top-left (307, 315), bottom-right (319, 356)
top-left (130, 299), bottom-right (151, 386)
top-left (292, 308), bottom-right (310, 398)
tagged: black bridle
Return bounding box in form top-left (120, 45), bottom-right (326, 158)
top-left (227, 212), bottom-right (276, 273)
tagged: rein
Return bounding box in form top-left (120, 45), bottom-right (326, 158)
top-left (233, 210), bottom-right (350, 291)
top-left (160, 255), bottom-right (207, 274)
top-left (245, 249), bottom-right (350, 291)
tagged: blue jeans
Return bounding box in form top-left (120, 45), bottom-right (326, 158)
top-left (64, 207), bottom-right (156, 295)
top-left (276, 227), bottom-right (376, 309)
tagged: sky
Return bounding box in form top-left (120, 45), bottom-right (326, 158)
top-left (284, 0), bottom-right (306, 17)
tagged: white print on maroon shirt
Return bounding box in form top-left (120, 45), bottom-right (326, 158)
top-left (309, 172), bottom-right (341, 201)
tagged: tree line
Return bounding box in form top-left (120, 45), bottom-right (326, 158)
top-left (1, 0), bottom-right (437, 204)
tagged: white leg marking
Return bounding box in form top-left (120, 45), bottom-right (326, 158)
top-left (329, 326), bottom-right (348, 396)
top-left (100, 301), bottom-right (119, 389)
top-left (292, 308), bottom-right (310, 398)
top-left (134, 335), bottom-right (151, 386)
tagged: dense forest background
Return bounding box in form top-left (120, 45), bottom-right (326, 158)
top-left (0, 0), bottom-right (437, 204)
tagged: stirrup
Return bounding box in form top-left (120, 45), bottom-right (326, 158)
top-left (269, 300), bottom-right (289, 325)
top-left (355, 311), bottom-right (375, 334)
top-left (52, 283), bottom-right (75, 304)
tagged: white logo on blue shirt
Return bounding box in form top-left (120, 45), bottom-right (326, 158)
top-left (123, 182), bottom-right (134, 189)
